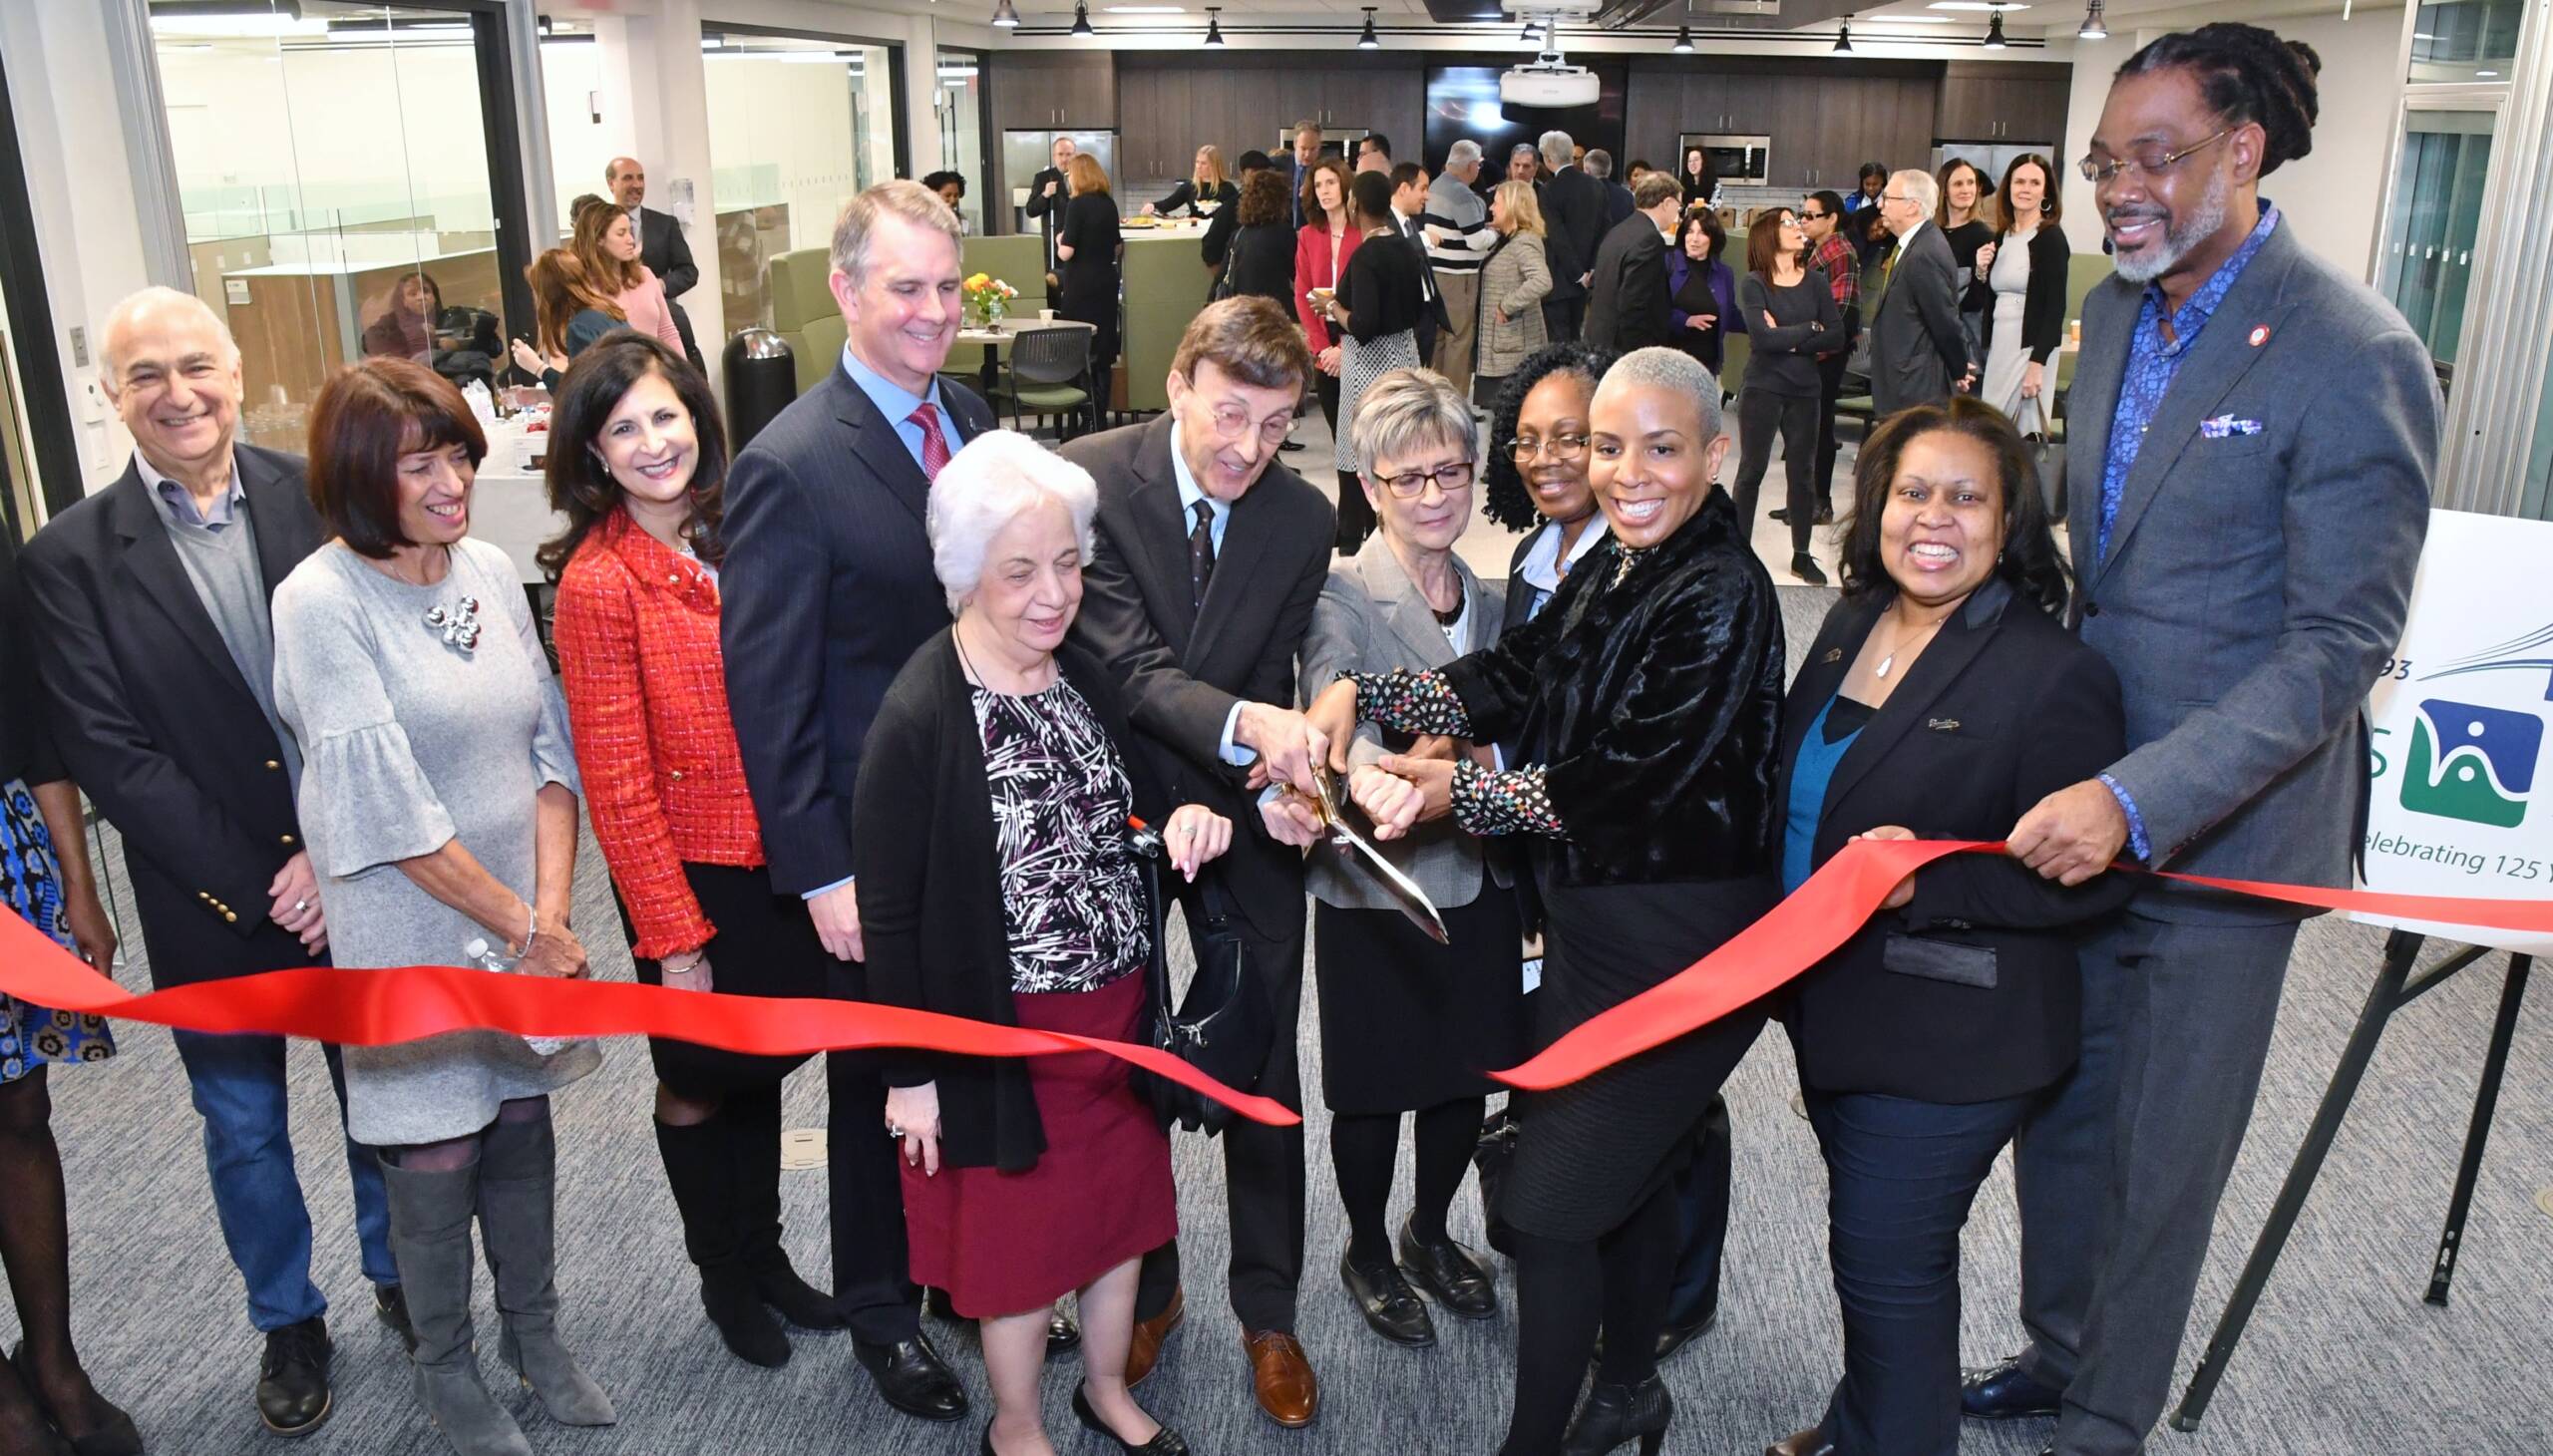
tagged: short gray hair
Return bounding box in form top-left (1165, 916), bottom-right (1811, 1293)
top-left (1351, 368), bottom-right (1476, 479)
top-left (1891, 169), bottom-right (1939, 216)
top-left (1445, 139), bottom-right (1483, 172)
top-left (926, 430), bottom-right (1100, 614)
top-left (1596, 346), bottom-right (1724, 444)
top-left (1509, 143), bottom-right (1540, 167)
top-left (830, 180), bottom-right (963, 285)
top-left (1584, 149), bottom-right (1614, 180)
top-left (1539, 130), bottom-right (1575, 172)
top-left (99, 285), bottom-right (238, 379)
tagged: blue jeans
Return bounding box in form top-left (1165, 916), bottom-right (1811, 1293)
top-left (170, 1030), bottom-right (397, 1331)
top-left (1806, 1088), bottom-right (2033, 1456)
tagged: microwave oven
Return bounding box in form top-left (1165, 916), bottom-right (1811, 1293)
top-left (1688, 134), bottom-right (1771, 187)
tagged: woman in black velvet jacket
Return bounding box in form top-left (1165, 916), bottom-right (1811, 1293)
top-left (1305, 345), bottom-right (1784, 1456)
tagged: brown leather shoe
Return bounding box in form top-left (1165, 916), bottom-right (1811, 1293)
top-left (1768, 1427), bottom-right (1834, 1456)
top-left (1243, 1329), bottom-right (1318, 1428)
top-left (1125, 1285), bottom-right (1186, 1387)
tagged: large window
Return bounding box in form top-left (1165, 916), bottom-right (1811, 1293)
top-left (2375, 109), bottom-right (2494, 374)
top-left (702, 26), bottom-right (905, 330)
top-left (147, 1), bottom-right (529, 452)
top-left (937, 48), bottom-right (988, 237)
top-left (2408, 0), bottom-right (2527, 84)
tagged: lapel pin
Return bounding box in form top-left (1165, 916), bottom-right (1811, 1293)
top-left (1928, 717), bottom-right (1961, 731)
top-left (1822, 647), bottom-right (1843, 663)
top-left (2248, 324), bottom-right (2270, 348)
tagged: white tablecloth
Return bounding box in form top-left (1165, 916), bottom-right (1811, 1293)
top-left (469, 417), bottom-right (564, 585)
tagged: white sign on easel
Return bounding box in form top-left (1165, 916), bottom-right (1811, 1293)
top-left (2358, 509), bottom-right (2553, 955)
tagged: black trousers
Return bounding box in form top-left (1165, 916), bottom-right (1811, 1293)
top-left (826, 960), bottom-right (922, 1346)
top-left (1137, 889), bottom-right (1309, 1333)
top-left (1814, 350), bottom-right (1851, 505)
top-left (1731, 385), bottom-right (1819, 558)
top-left (1542, 294), bottom-right (1586, 346)
top-left (1664, 1093), bottom-right (1733, 1327)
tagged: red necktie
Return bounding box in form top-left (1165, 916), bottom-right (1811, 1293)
top-left (909, 403), bottom-right (951, 480)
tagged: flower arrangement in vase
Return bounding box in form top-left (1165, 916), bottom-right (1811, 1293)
top-left (962, 273), bottom-right (1018, 329)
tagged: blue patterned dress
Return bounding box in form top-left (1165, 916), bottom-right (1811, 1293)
top-left (1, 776), bottom-right (117, 1083)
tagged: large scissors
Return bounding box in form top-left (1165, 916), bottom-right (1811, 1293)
top-left (1287, 765), bottom-right (1451, 944)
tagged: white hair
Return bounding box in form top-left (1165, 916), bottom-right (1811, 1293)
top-left (1539, 130), bottom-right (1575, 171)
top-left (99, 285), bottom-right (237, 380)
top-left (926, 430), bottom-right (1099, 614)
top-left (1584, 149), bottom-right (1614, 180)
top-left (1891, 169), bottom-right (1940, 216)
top-left (1351, 368), bottom-right (1476, 479)
top-left (1445, 139), bottom-right (1483, 172)
top-left (1597, 346), bottom-right (1724, 444)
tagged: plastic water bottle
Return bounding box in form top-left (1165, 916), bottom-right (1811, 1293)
top-left (464, 936), bottom-right (572, 1056)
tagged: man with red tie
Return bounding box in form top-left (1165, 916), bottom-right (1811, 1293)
top-left (720, 179), bottom-right (997, 1425)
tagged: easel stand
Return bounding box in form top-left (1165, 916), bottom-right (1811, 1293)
top-left (2172, 928), bottom-right (2532, 1431)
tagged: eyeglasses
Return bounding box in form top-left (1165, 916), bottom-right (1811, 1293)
top-left (1799, 209), bottom-right (1830, 220)
top-left (1879, 191), bottom-right (1910, 204)
top-left (1202, 400), bottom-right (1293, 447)
top-left (1501, 433), bottom-right (1590, 463)
top-left (1372, 461), bottom-right (1476, 498)
top-left (2078, 128), bottom-right (2232, 185)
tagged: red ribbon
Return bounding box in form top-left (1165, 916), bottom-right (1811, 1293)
top-left (7, 841), bottom-right (2548, 1109)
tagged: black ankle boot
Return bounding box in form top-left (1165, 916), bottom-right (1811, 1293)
top-left (725, 1090), bottom-right (846, 1330)
top-left (654, 1118), bottom-right (790, 1368)
top-left (1562, 1374), bottom-right (1672, 1456)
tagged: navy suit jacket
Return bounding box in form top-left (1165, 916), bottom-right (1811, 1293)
top-left (721, 362), bottom-right (996, 897)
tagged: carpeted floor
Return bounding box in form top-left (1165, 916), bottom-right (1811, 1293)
top-left (25, 415), bottom-right (2553, 1454)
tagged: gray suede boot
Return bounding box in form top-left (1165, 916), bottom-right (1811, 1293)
top-left (382, 1155), bottom-right (533, 1456)
top-left (477, 1112), bottom-right (616, 1428)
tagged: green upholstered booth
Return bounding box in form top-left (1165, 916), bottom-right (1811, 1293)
top-left (766, 247), bottom-right (846, 398)
top-left (1120, 233), bottom-right (1214, 414)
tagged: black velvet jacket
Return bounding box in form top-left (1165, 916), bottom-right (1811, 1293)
top-left (1441, 490), bottom-right (1785, 886)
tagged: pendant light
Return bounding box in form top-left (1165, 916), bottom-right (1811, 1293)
top-left (990, 0), bottom-right (1020, 26)
top-left (2076, 0), bottom-right (2107, 40)
top-left (1983, 11), bottom-right (2006, 48)
top-left (1070, 2), bottom-right (1094, 36)
top-left (1672, 25), bottom-right (1694, 52)
top-left (1357, 6), bottom-right (1379, 48)
top-left (1833, 21), bottom-right (1853, 52)
top-left (1521, 19), bottom-right (1540, 42)
top-left (1204, 5), bottom-right (1225, 44)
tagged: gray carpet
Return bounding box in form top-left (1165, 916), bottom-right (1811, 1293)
top-left (27, 439), bottom-right (2553, 1453)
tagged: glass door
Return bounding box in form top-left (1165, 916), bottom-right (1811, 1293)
top-left (937, 47), bottom-right (989, 237)
top-left (147, 0), bottom-right (530, 451)
top-left (2376, 108), bottom-right (2496, 377)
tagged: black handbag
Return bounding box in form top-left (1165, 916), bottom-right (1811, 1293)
top-left (1129, 825), bottom-right (1275, 1136)
top-left (1472, 1105), bottom-right (1521, 1258)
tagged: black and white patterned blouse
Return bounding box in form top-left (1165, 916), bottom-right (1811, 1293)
top-left (971, 677), bottom-right (1151, 995)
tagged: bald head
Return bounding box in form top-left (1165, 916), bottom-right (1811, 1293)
top-left (606, 157), bottom-right (645, 208)
top-left (99, 286), bottom-right (243, 486)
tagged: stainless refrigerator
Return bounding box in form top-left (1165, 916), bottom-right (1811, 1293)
top-left (1004, 129), bottom-right (1118, 234)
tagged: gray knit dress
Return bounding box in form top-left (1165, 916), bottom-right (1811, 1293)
top-left (271, 538), bottom-right (600, 1147)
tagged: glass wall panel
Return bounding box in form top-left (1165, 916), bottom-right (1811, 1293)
top-left (2375, 109), bottom-right (2494, 373)
top-left (150, 1), bottom-right (515, 451)
top-left (937, 48), bottom-right (988, 236)
top-left (2408, 0), bottom-right (2527, 84)
top-left (703, 29), bottom-right (901, 329)
top-left (2523, 348), bottom-right (2553, 519)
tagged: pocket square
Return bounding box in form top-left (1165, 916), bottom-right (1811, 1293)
top-left (2201, 414), bottom-right (2264, 439)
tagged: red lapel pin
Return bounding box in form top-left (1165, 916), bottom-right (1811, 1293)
top-left (2248, 324), bottom-right (2270, 347)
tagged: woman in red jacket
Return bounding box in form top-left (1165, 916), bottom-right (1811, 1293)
top-left (1291, 157), bottom-right (1360, 457)
top-left (541, 334), bottom-right (840, 1368)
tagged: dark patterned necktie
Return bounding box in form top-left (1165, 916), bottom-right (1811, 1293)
top-left (908, 403), bottom-right (951, 480)
top-left (1189, 500), bottom-right (1217, 611)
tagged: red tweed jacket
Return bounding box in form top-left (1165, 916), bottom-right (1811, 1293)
top-left (552, 510), bottom-right (763, 959)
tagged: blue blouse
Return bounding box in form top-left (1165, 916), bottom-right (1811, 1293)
top-left (1782, 694), bottom-right (1873, 895)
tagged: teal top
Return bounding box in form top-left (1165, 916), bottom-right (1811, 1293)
top-left (1782, 694), bottom-right (1873, 895)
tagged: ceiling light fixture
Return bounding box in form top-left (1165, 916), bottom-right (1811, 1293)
top-left (1205, 5), bottom-right (1225, 43)
top-left (1929, 2), bottom-right (2027, 10)
top-left (1070, 2), bottom-right (1094, 35)
top-left (990, 0), bottom-right (1019, 24)
top-left (1984, 13), bottom-right (2007, 47)
top-left (1521, 19), bottom-right (1540, 41)
top-left (2076, 0), bottom-right (2105, 39)
top-left (1357, 6), bottom-right (1379, 47)
top-left (1833, 21), bottom-right (1853, 51)
top-left (1672, 25), bottom-right (1694, 52)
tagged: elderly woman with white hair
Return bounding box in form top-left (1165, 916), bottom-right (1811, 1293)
top-left (1291, 368), bottom-right (1528, 1352)
top-left (1307, 346), bottom-right (1786, 1456)
top-left (854, 430), bottom-right (1230, 1456)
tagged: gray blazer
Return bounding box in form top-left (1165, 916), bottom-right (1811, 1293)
top-left (1474, 231), bottom-right (1553, 380)
top-left (1868, 220), bottom-right (1969, 416)
top-left (1297, 539), bottom-right (1505, 912)
top-left (2065, 218), bottom-right (2439, 917)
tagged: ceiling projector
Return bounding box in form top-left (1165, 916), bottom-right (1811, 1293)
top-left (1500, 5), bottom-right (1601, 109)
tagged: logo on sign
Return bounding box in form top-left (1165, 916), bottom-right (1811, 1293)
top-left (2402, 699), bottom-right (2542, 829)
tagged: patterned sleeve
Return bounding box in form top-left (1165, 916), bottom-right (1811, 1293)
top-left (1345, 668), bottom-right (1475, 738)
top-left (1451, 760), bottom-right (1565, 839)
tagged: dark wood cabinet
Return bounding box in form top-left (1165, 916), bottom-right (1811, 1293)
top-left (1116, 53), bottom-right (1421, 182)
top-left (1936, 61), bottom-right (2071, 149)
top-left (987, 51), bottom-right (1115, 132)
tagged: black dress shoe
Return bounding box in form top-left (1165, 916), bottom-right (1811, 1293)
top-left (1770, 508), bottom-right (1793, 524)
top-left (8, 1344), bottom-right (140, 1456)
top-left (1072, 1382), bottom-right (1190, 1454)
top-left (1046, 1305), bottom-right (1082, 1356)
top-left (855, 1334), bottom-right (968, 1422)
top-left (1278, 438), bottom-right (1306, 453)
top-left (1653, 1303), bottom-right (1718, 1362)
top-left (1395, 1218), bottom-right (1496, 1320)
top-left (1562, 1373), bottom-right (1671, 1455)
top-left (255, 1317), bottom-right (333, 1436)
top-left (1338, 1252), bottom-right (1435, 1347)
top-left (1814, 507), bottom-right (1834, 526)
top-left (1962, 1354), bottom-right (2063, 1421)
top-left (372, 1283), bottom-right (415, 1353)
top-left (1791, 552), bottom-right (1829, 585)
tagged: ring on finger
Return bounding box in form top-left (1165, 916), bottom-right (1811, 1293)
top-left (294, 898), bottom-right (310, 913)
top-left (886, 1123), bottom-right (904, 1140)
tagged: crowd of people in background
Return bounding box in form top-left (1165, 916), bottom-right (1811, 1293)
top-left (0, 22), bottom-right (2452, 1456)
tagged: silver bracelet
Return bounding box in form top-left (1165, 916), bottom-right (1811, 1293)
top-left (513, 902), bottom-right (538, 960)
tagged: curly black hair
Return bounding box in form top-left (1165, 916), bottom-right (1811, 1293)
top-left (1481, 340), bottom-right (1618, 533)
top-left (1835, 397), bottom-right (2070, 617)
top-left (2119, 23), bottom-right (2323, 176)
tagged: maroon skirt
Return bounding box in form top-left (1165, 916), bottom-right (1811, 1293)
top-left (902, 969), bottom-right (1176, 1318)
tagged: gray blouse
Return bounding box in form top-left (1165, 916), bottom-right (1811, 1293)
top-left (271, 538), bottom-right (598, 1147)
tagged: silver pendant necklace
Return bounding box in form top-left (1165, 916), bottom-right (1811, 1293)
top-left (1874, 607), bottom-right (1946, 679)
